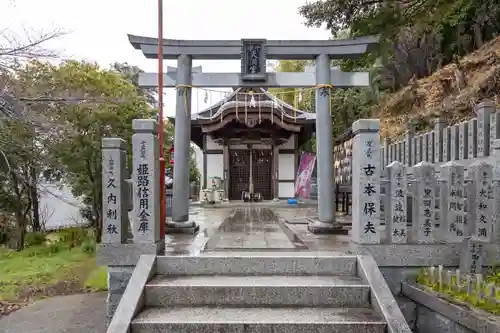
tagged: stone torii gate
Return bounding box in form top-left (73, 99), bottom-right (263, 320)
top-left (128, 34), bottom-right (379, 234)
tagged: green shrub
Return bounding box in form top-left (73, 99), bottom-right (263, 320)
top-left (46, 242), bottom-right (66, 254)
top-left (24, 232), bottom-right (46, 247)
top-left (57, 227), bottom-right (88, 246)
top-left (84, 266), bottom-right (108, 291)
top-left (80, 239), bottom-right (96, 254)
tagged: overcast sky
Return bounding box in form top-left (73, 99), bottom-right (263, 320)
top-left (2, 0), bottom-right (330, 117)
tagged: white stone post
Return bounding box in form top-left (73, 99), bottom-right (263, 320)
top-left (443, 126), bottom-right (450, 162)
top-left (415, 135), bottom-right (422, 163)
top-left (412, 162), bottom-right (438, 243)
top-left (440, 162), bottom-right (466, 243)
top-left (132, 119), bottom-right (160, 244)
top-left (468, 119), bottom-right (477, 159)
top-left (458, 121), bottom-right (468, 160)
top-left (385, 161), bottom-right (408, 243)
top-left (351, 119), bottom-right (381, 244)
top-left (433, 118), bottom-right (446, 163)
top-left (406, 122), bottom-right (415, 166)
top-left (492, 139), bottom-right (500, 243)
top-left (102, 138), bottom-right (128, 243)
top-left (466, 161), bottom-right (494, 242)
top-left (475, 100), bottom-right (494, 157)
top-left (490, 108), bottom-right (500, 156)
top-left (450, 125), bottom-right (459, 161)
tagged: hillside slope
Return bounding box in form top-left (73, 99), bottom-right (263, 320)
top-left (377, 36), bottom-right (500, 139)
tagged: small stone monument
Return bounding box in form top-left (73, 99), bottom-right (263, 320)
top-left (440, 162), bottom-right (466, 243)
top-left (460, 237), bottom-right (486, 274)
top-left (385, 161), bottom-right (408, 243)
top-left (412, 162), bottom-right (438, 243)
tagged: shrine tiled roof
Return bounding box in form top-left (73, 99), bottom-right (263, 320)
top-left (191, 88), bottom-right (315, 122)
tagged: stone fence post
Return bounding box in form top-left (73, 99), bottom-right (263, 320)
top-left (102, 138), bottom-right (128, 244)
top-left (351, 119), bottom-right (381, 244)
top-left (97, 120), bottom-right (165, 326)
top-left (131, 119), bottom-right (161, 243)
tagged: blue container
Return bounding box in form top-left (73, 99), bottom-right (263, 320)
top-left (287, 198), bottom-right (297, 205)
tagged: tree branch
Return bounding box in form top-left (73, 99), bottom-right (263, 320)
top-left (0, 26), bottom-right (67, 68)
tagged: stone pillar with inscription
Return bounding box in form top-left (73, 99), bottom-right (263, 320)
top-left (412, 162), bottom-right (438, 243)
top-left (308, 53), bottom-right (339, 233)
top-left (475, 100), bottom-right (494, 157)
top-left (460, 238), bottom-right (486, 274)
top-left (492, 139), bottom-right (500, 243)
top-left (385, 161), bottom-right (408, 243)
top-left (490, 106), bottom-right (500, 156)
top-left (466, 161), bottom-right (494, 242)
top-left (468, 118), bottom-right (477, 159)
top-left (169, 54), bottom-right (199, 234)
top-left (132, 119), bottom-right (161, 243)
top-left (458, 121), bottom-right (468, 160)
top-left (351, 119), bottom-right (381, 244)
top-left (440, 162), bottom-right (466, 243)
top-left (433, 118), bottom-right (446, 163)
top-left (102, 138), bottom-right (128, 243)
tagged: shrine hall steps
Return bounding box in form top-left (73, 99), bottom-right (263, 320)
top-left (130, 255), bottom-right (387, 333)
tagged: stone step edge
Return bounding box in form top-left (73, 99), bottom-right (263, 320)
top-left (146, 276), bottom-right (369, 288)
top-left (157, 255), bottom-right (359, 259)
top-left (132, 306), bottom-right (386, 325)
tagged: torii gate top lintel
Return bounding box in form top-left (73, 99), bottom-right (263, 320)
top-left (127, 34), bottom-right (380, 60)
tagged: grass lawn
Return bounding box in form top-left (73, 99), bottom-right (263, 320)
top-left (0, 230), bottom-right (107, 304)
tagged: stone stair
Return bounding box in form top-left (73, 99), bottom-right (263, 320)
top-left (116, 255), bottom-right (398, 333)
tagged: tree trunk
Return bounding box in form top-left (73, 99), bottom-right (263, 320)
top-left (473, 23), bottom-right (484, 48)
top-left (13, 212), bottom-right (26, 251)
top-left (29, 166), bottom-right (41, 231)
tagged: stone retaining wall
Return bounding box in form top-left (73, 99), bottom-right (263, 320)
top-left (401, 282), bottom-right (500, 333)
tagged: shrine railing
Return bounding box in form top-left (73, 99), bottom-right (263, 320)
top-left (333, 127), bottom-right (353, 186)
top-left (332, 128), bottom-right (353, 214)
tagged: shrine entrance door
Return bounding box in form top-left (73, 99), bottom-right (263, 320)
top-left (229, 150), bottom-right (250, 200)
top-left (252, 149), bottom-right (273, 200)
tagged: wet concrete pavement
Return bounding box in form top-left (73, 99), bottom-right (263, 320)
top-left (204, 208), bottom-right (302, 251)
top-left (164, 206), bottom-right (230, 256)
top-left (167, 205), bottom-right (356, 253)
top-left (273, 208), bottom-right (351, 251)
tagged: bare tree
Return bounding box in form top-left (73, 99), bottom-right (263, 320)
top-left (0, 27), bottom-right (66, 69)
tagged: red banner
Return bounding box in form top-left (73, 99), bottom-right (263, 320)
top-left (294, 152), bottom-right (316, 199)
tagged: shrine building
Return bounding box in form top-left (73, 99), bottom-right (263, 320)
top-left (171, 87), bottom-right (315, 201)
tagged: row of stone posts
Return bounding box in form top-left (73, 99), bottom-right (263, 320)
top-left (99, 119), bottom-right (164, 323)
top-left (350, 118), bottom-right (500, 275)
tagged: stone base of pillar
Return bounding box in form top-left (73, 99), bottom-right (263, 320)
top-left (166, 221), bottom-right (200, 234)
top-left (307, 219), bottom-right (348, 235)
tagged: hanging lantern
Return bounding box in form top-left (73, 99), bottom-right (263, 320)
top-left (169, 145), bottom-right (175, 165)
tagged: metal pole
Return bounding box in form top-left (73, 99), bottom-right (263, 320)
top-left (157, 0), bottom-right (166, 239)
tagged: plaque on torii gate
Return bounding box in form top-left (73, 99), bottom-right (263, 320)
top-left (128, 33), bottom-right (380, 234)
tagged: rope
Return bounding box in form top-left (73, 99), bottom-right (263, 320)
top-left (313, 83), bottom-right (334, 114)
top-left (172, 84), bottom-right (324, 119)
top-left (175, 84), bottom-right (191, 116)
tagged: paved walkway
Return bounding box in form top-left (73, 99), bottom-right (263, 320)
top-left (204, 207), bottom-right (302, 251)
top-left (0, 292), bottom-right (106, 333)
